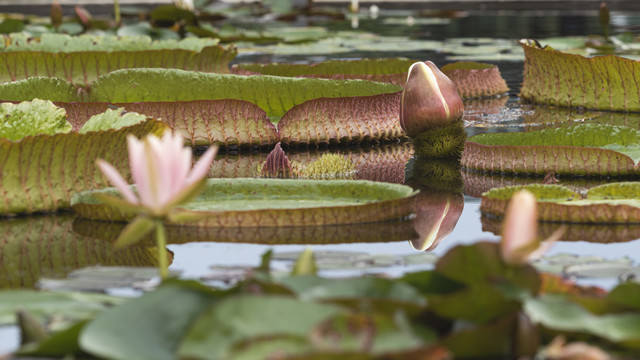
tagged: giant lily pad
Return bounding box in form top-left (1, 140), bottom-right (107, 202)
top-left (71, 178), bottom-right (418, 227)
top-left (0, 34), bottom-right (236, 85)
top-left (233, 58), bottom-right (508, 98)
top-left (62, 100), bottom-right (278, 147)
top-left (0, 101), bottom-right (167, 215)
top-left (481, 182), bottom-right (640, 223)
top-left (520, 38), bottom-right (640, 111)
top-left (0, 215), bottom-right (163, 289)
top-left (462, 123), bottom-right (640, 177)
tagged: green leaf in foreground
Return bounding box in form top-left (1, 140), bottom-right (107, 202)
top-left (463, 123), bottom-right (640, 176)
top-left (178, 295), bottom-right (346, 360)
top-left (71, 178), bottom-right (418, 227)
top-left (80, 280), bottom-right (217, 360)
top-left (525, 294), bottom-right (640, 345)
top-left (0, 99), bottom-right (70, 141)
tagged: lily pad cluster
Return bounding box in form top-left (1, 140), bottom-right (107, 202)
top-left (0, 99), bottom-right (166, 215)
top-left (7, 247), bottom-right (640, 359)
top-left (0, 33), bottom-right (237, 85)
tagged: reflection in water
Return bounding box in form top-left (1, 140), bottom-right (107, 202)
top-left (0, 215), bottom-right (162, 289)
top-left (481, 214), bottom-right (640, 244)
top-left (73, 217), bottom-right (418, 245)
top-left (406, 158), bottom-right (464, 251)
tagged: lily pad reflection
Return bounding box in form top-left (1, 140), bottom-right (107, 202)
top-left (0, 215), bottom-right (164, 289)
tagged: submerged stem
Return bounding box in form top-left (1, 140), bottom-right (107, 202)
top-left (155, 219), bottom-right (169, 279)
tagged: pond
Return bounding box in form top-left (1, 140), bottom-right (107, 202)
top-left (3, 6), bottom-right (640, 357)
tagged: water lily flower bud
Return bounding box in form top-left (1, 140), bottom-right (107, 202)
top-left (400, 61), bottom-right (464, 137)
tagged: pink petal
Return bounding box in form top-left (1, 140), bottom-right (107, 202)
top-left (186, 145), bottom-right (218, 185)
top-left (127, 134), bottom-right (154, 206)
top-left (96, 159), bottom-right (138, 204)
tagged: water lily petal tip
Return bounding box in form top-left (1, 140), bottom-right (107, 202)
top-left (500, 189), bottom-right (540, 265)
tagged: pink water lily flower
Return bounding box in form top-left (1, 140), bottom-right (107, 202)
top-left (97, 132), bottom-right (217, 217)
top-left (500, 190), bottom-right (564, 265)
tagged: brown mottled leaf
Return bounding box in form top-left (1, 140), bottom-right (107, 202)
top-left (61, 100), bottom-right (277, 147)
top-left (0, 215), bottom-right (162, 289)
top-left (278, 92), bottom-right (405, 145)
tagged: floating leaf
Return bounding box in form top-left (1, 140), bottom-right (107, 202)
top-left (519, 38), bottom-right (640, 111)
top-left (525, 294), bottom-right (640, 346)
top-left (462, 124), bottom-right (640, 176)
top-left (233, 58), bottom-right (416, 86)
top-left (85, 69), bottom-right (401, 117)
top-left (78, 107), bottom-right (147, 134)
top-left (80, 280), bottom-right (217, 360)
top-left (62, 100), bottom-right (277, 147)
top-left (0, 290), bottom-right (126, 326)
top-left (178, 295), bottom-right (346, 360)
top-left (0, 99), bottom-right (70, 141)
top-left (0, 215), bottom-right (163, 289)
top-left (278, 92), bottom-right (404, 145)
top-left (441, 61), bottom-right (509, 98)
top-left (72, 178), bottom-right (418, 227)
top-left (0, 116), bottom-right (167, 215)
top-left (0, 34), bottom-right (236, 85)
top-left (481, 182), bottom-right (640, 223)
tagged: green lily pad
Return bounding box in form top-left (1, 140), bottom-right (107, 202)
top-left (462, 123), bottom-right (640, 176)
top-left (520, 38), bottom-right (640, 111)
top-left (71, 178), bottom-right (418, 227)
top-left (481, 182), bottom-right (640, 223)
top-left (0, 34), bottom-right (236, 85)
top-left (0, 215), bottom-right (164, 289)
top-left (0, 99), bottom-right (70, 141)
top-left (525, 294), bottom-right (640, 347)
top-left (0, 103), bottom-right (167, 215)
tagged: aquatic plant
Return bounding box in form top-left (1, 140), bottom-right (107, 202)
top-left (400, 61), bottom-right (466, 158)
top-left (95, 132), bottom-right (217, 278)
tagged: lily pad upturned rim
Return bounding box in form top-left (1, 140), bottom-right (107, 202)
top-left (71, 178), bottom-right (419, 227)
top-left (480, 183), bottom-right (640, 224)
